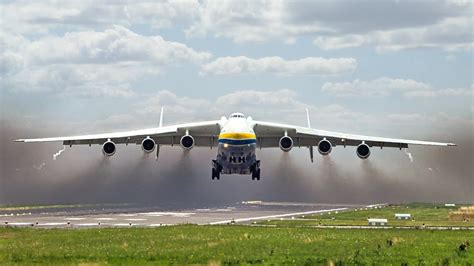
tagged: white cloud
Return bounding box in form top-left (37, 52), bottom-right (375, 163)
top-left (314, 17), bottom-right (473, 52)
top-left (321, 78), bottom-right (433, 97)
top-left (185, 0), bottom-right (472, 52)
top-left (0, 0), bottom-right (200, 34)
top-left (322, 78), bottom-right (473, 98)
top-left (1, 26), bottom-right (211, 97)
top-left (200, 56), bottom-right (357, 76)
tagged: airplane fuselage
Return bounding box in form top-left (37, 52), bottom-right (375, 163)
top-left (215, 114), bottom-right (258, 176)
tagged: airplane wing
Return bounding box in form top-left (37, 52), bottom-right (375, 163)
top-left (252, 120), bottom-right (456, 148)
top-left (15, 120), bottom-right (222, 147)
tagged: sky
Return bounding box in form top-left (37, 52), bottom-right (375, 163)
top-left (0, 0), bottom-right (473, 205)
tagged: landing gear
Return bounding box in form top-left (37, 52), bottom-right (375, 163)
top-left (212, 160), bottom-right (221, 180)
top-left (250, 160), bottom-right (261, 181)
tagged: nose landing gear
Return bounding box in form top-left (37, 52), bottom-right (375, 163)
top-left (250, 161), bottom-right (261, 181)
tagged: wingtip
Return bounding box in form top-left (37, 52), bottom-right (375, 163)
top-left (447, 143), bottom-right (457, 147)
top-left (14, 139), bottom-right (25, 143)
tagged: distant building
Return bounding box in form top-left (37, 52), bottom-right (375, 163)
top-left (368, 218), bottom-right (388, 226)
top-left (395, 213), bottom-right (411, 220)
top-left (445, 203), bottom-right (456, 207)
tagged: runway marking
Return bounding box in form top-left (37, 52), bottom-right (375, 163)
top-left (113, 223), bottom-right (134, 227)
top-left (125, 218), bottom-right (147, 221)
top-left (139, 212), bottom-right (195, 217)
top-left (94, 218), bottom-right (116, 221)
top-left (65, 218), bottom-right (86, 221)
top-left (41, 222), bottom-right (67, 226)
top-left (208, 208), bottom-right (349, 225)
top-left (75, 223), bottom-right (101, 227)
top-left (5, 222), bottom-right (32, 226)
top-left (118, 214), bottom-right (138, 217)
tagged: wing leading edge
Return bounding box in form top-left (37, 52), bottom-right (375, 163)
top-left (15, 120), bottom-right (222, 147)
top-left (252, 120), bottom-right (456, 148)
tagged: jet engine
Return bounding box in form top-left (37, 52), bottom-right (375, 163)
top-left (356, 143), bottom-right (370, 159)
top-left (279, 136), bottom-right (293, 152)
top-left (318, 139), bottom-right (332, 155)
top-left (141, 137), bottom-right (155, 153)
top-left (102, 140), bottom-right (116, 156)
top-left (180, 135), bottom-right (194, 150)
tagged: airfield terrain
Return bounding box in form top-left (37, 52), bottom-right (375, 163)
top-left (1, 202), bottom-right (473, 264)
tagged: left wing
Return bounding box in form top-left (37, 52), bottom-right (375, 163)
top-left (252, 120), bottom-right (456, 148)
top-left (15, 120), bottom-right (222, 147)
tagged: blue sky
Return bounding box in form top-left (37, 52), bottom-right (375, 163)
top-left (1, 0), bottom-right (472, 137)
top-left (0, 0), bottom-right (473, 204)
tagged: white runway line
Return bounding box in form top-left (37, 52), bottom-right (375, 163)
top-left (65, 218), bottom-right (86, 221)
top-left (118, 214), bottom-right (138, 217)
top-left (125, 218), bottom-right (147, 221)
top-left (208, 207), bottom-right (349, 225)
top-left (75, 223), bottom-right (101, 227)
top-left (139, 212), bottom-right (195, 217)
top-left (113, 223), bottom-right (134, 227)
top-left (41, 222), bottom-right (67, 226)
top-left (5, 222), bottom-right (32, 226)
top-left (94, 218), bottom-right (116, 221)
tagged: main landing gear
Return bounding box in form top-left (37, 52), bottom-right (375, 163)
top-left (211, 160), bottom-right (221, 180)
top-left (250, 161), bottom-right (261, 181)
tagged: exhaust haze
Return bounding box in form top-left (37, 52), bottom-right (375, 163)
top-left (1, 120), bottom-right (472, 206)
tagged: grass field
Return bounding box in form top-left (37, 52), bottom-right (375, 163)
top-left (259, 203), bottom-right (474, 228)
top-left (1, 225), bottom-right (473, 265)
top-left (1, 203), bottom-right (473, 265)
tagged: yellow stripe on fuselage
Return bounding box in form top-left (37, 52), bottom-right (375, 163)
top-left (218, 132), bottom-right (256, 140)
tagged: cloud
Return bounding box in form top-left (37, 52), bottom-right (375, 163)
top-left (1, 26), bottom-right (211, 97)
top-left (184, 0), bottom-right (472, 52)
top-left (321, 77), bottom-right (432, 97)
top-left (321, 78), bottom-right (472, 98)
top-left (403, 84), bottom-right (474, 98)
top-left (314, 17), bottom-right (473, 52)
top-left (200, 56), bottom-right (357, 75)
top-left (0, 0), bottom-right (201, 34)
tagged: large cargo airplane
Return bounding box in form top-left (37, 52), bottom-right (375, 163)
top-left (15, 110), bottom-right (455, 180)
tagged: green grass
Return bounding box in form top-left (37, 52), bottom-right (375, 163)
top-left (259, 203), bottom-right (474, 227)
top-left (0, 225), bottom-right (473, 265)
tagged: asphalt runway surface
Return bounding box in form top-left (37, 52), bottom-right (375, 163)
top-left (0, 202), bottom-right (375, 228)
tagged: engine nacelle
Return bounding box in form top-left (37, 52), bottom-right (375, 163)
top-left (102, 140), bottom-right (116, 156)
top-left (318, 139), bottom-right (332, 155)
top-left (180, 135), bottom-right (194, 150)
top-left (356, 143), bottom-right (371, 159)
top-left (141, 137), bottom-right (155, 153)
top-left (279, 136), bottom-right (293, 152)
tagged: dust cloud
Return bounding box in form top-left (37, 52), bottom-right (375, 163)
top-left (0, 120), bottom-right (472, 206)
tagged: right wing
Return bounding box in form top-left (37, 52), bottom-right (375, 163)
top-left (15, 120), bottom-right (222, 147)
top-left (252, 120), bottom-right (456, 148)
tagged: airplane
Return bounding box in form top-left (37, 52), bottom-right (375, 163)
top-left (15, 109), bottom-right (456, 180)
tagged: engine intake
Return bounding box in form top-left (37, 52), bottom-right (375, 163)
top-left (318, 139), bottom-right (332, 155)
top-left (180, 135), bottom-right (194, 150)
top-left (102, 140), bottom-right (116, 156)
top-left (356, 143), bottom-right (370, 159)
top-left (141, 137), bottom-right (155, 153)
top-left (279, 136), bottom-right (293, 152)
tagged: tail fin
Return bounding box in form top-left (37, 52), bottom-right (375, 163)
top-left (159, 107), bottom-right (164, 127)
top-left (306, 108), bottom-right (311, 128)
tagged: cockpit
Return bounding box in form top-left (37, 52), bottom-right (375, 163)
top-left (229, 113), bottom-right (246, 119)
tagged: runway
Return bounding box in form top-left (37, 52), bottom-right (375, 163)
top-left (0, 202), bottom-right (374, 228)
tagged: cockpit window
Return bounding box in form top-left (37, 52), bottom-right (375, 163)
top-left (230, 113), bottom-right (246, 119)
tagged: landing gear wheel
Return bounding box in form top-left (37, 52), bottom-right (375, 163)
top-left (212, 167), bottom-right (220, 180)
top-left (251, 168), bottom-right (261, 181)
